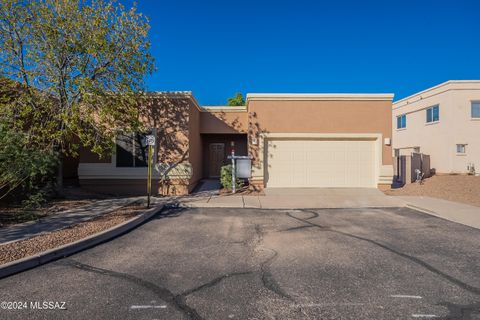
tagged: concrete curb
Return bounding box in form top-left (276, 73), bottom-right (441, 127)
top-left (405, 203), bottom-right (480, 230)
top-left (406, 203), bottom-right (437, 215)
top-left (0, 204), bottom-right (164, 279)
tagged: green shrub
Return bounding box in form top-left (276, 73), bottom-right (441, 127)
top-left (0, 123), bottom-right (58, 207)
top-left (220, 165), bottom-right (243, 191)
top-left (21, 187), bottom-right (52, 209)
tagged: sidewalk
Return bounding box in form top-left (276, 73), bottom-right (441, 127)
top-left (400, 196), bottom-right (480, 230)
top-left (174, 191), bottom-right (480, 230)
top-left (0, 197), bottom-right (152, 244)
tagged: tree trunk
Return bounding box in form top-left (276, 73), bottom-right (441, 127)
top-left (56, 153), bottom-right (64, 196)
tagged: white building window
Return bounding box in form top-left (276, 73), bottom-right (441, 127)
top-left (456, 144), bottom-right (466, 154)
top-left (426, 105), bottom-right (439, 123)
top-left (472, 102), bottom-right (480, 119)
top-left (396, 114), bottom-right (406, 129)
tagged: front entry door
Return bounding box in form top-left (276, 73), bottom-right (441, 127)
top-left (209, 143), bottom-right (225, 178)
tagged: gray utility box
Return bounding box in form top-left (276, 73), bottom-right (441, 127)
top-left (235, 157), bottom-right (252, 179)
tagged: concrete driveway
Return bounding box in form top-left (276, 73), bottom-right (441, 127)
top-left (260, 188), bottom-right (405, 208)
top-left (1, 207), bottom-right (479, 319)
top-left (181, 188), bottom-right (406, 209)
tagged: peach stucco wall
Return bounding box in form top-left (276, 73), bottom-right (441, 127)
top-left (78, 94), bottom-right (394, 194)
top-left (248, 100), bottom-right (393, 166)
top-left (79, 93), bottom-right (201, 196)
top-left (188, 103), bottom-right (202, 187)
top-left (200, 110), bottom-right (248, 134)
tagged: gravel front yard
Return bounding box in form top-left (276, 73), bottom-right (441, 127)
top-left (0, 187), bottom-right (114, 227)
top-left (384, 175), bottom-right (480, 207)
top-left (0, 204), bottom-right (147, 265)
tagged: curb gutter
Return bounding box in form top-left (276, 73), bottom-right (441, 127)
top-left (0, 204), bottom-right (164, 279)
top-left (406, 204), bottom-right (438, 215)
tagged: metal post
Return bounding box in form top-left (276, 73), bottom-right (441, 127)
top-left (231, 148), bottom-right (236, 194)
top-left (147, 144), bottom-right (153, 208)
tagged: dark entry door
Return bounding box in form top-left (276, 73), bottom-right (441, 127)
top-left (209, 143), bottom-right (225, 178)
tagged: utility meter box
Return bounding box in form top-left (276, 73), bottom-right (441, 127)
top-left (236, 158), bottom-right (252, 178)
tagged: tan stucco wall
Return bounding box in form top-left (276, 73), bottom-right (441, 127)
top-left (78, 93), bottom-right (200, 195)
top-left (188, 103), bottom-right (202, 186)
top-left (393, 81), bottom-right (480, 174)
top-left (200, 109), bottom-right (248, 134)
top-left (140, 94), bottom-right (191, 165)
top-left (248, 100), bottom-right (393, 165)
top-left (247, 98), bottom-right (393, 187)
top-left (78, 93), bottom-right (396, 193)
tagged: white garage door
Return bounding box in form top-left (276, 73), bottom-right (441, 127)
top-left (265, 139), bottom-right (376, 188)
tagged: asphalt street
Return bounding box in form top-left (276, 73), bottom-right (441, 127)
top-left (0, 206), bottom-right (479, 319)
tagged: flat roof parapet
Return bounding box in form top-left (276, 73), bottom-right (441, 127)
top-left (202, 106), bottom-right (247, 112)
top-left (246, 93), bottom-right (394, 101)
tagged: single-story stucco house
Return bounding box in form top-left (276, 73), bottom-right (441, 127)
top-left (393, 80), bottom-right (480, 174)
top-left (78, 91), bottom-right (395, 195)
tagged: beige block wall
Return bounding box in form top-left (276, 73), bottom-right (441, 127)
top-left (450, 89), bottom-right (480, 173)
top-left (80, 179), bottom-right (156, 196)
top-left (393, 81), bottom-right (480, 174)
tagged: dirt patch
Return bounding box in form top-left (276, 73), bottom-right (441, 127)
top-left (0, 204), bottom-right (148, 265)
top-left (384, 175), bottom-right (480, 207)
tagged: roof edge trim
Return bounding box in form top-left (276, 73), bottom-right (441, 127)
top-left (246, 93), bottom-right (394, 101)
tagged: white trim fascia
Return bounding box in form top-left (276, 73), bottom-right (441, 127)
top-left (189, 94), bottom-right (203, 111)
top-left (395, 146), bottom-right (421, 149)
top-left (393, 80), bottom-right (480, 109)
top-left (201, 106), bottom-right (247, 112)
top-left (259, 133), bottom-right (382, 139)
top-left (246, 93), bottom-right (394, 101)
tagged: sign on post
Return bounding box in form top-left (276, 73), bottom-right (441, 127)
top-left (236, 158), bottom-right (252, 178)
top-left (146, 135), bottom-right (156, 146)
top-left (227, 155), bottom-right (252, 194)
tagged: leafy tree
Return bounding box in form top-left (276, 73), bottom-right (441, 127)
top-left (0, 121), bottom-right (58, 205)
top-left (0, 0), bottom-right (154, 200)
top-left (227, 92), bottom-right (245, 106)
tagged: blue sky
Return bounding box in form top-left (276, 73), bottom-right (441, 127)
top-left (123, 0), bottom-right (480, 105)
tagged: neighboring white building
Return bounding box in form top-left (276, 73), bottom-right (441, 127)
top-left (393, 80), bottom-right (480, 174)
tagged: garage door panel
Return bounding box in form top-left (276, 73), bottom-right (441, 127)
top-left (266, 139), bottom-right (376, 188)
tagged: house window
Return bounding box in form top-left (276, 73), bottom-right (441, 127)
top-left (116, 131), bottom-right (154, 167)
top-left (456, 144), bottom-right (466, 154)
top-left (396, 114), bottom-right (406, 129)
top-left (426, 105), bottom-right (439, 123)
top-left (472, 102), bottom-right (480, 119)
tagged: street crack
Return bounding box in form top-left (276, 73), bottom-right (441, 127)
top-left (180, 271), bottom-right (254, 297)
top-left (253, 224), bottom-right (295, 302)
top-left (286, 211), bottom-right (480, 296)
top-left (260, 248), bottom-right (294, 301)
top-left (281, 225), bottom-right (316, 232)
top-left (59, 259), bottom-right (204, 320)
